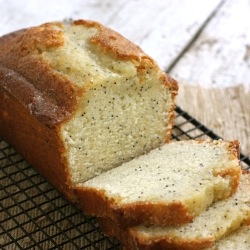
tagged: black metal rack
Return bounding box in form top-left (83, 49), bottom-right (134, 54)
top-left (1, 106), bottom-right (249, 249)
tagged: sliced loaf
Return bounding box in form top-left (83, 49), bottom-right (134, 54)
top-left (76, 139), bottom-right (240, 227)
top-left (0, 20), bottom-right (177, 202)
top-left (98, 172), bottom-right (250, 250)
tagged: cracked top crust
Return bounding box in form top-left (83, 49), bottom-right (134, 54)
top-left (0, 20), bottom-right (177, 128)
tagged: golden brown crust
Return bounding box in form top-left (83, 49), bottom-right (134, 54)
top-left (98, 217), bottom-right (213, 250)
top-left (163, 73), bottom-right (179, 93)
top-left (0, 64), bottom-right (77, 127)
top-left (0, 19), bottom-right (175, 126)
top-left (76, 186), bottom-right (193, 228)
top-left (0, 24), bottom-right (83, 128)
top-left (228, 140), bottom-right (240, 160)
top-left (73, 20), bottom-right (151, 62)
top-left (161, 73), bottom-right (178, 142)
top-left (0, 24), bottom-right (81, 202)
top-left (0, 85), bottom-right (78, 202)
top-left (216, 140), bottom-right (241, 195)
top-left (217, 166), bottom-right (241, 196)
top-left (0, 22), bottom-right (83, 202)
top-left (131, 233), bottom-right (213, 250)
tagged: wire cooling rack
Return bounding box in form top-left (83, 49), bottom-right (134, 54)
top-left (1, 106), bottom-right (249, 250)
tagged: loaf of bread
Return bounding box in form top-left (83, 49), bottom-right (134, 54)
top-left (98, 172), bottom-right (250, 250)
top-left (76, 140), bottom-right (241, 227)
top-left (0, 20), bottom-right (178, 202)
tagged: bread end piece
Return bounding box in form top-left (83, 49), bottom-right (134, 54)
top-left (76, 140), bottom-right (241, 227)
top-left (98, 171), bottom-right (250, 250)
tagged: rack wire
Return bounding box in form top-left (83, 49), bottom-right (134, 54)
top-left (0, 106), bottom-right (249, 249)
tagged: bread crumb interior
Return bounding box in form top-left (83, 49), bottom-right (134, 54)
top-left (43, 24), bottom-right (173, 184)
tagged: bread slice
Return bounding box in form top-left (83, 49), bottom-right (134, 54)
top-left (76, 140), bottom-right (241, 227)
top-left (211, 225), bottom-right (250, 250)
top-left (98, 172), bottom-right (250, 250)
top-left (0, 20), bottom-right (177, 202)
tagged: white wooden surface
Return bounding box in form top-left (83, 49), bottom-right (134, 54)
top-left (171, 0), bottom-right (250, 89)
top-left (2, 0), bottom-right (248, 88)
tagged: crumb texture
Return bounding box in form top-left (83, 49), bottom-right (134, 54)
top-left (83, 140), bottom-right (240, 216)
top-left (135, 173), bottom-right (250, 241)
top-left (211, 225), bottom-right (250, 250)
top-left (41, 22), bottom-right (175, 184)
top-left (98, 173), bottom-right (250, 250)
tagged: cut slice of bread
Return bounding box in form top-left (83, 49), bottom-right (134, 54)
top-left (76, 139), bottom-right (241, 227)
top-left (211, 225), bottom-right (250, 250)
top-left (0, 20), bottom-right (177, 202)
top-left (98, 172), bottom-right (250, 250)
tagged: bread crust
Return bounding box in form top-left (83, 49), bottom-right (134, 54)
top-left (74, 19), bottom-right (151, 62)
top-left (76, 187), bottom-right (194, 228)
top-left (98, 217), bottom-right (213, 250)
top-left (126, 232), bottom-right (213, 250)
top-left (0, 82), bottom-right (77, 202)
top-left (0, 19), bottom-right (177, 126)
top-left (162, 74), bottom-right (178, 142)
top-left (0, 25), bottom-right (81, 202)
top-left (0, 26), bottom-right (80, 127)
top-left (0, 20), bottom-right (178, 126)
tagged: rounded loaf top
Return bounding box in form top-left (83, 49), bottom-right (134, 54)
top-left (0, 19), bottom-right (177, 127)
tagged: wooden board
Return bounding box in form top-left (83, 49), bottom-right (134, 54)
top-left (171, 0), bottom-right (250, 89)
top-left (177, 83), bottom-right (250, 157)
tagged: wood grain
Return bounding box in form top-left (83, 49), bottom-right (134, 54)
top-left (171, 0), bottom-right (250, 89)
top-left (177, 83), bottom-right (250, 157)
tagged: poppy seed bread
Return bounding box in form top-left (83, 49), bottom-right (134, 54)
top-left (98, 172), bottom-right (250, 250)
top-left (0, 20), bottom-right (177, 202)
top-left (76, 140), bottom-right (241, 227)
